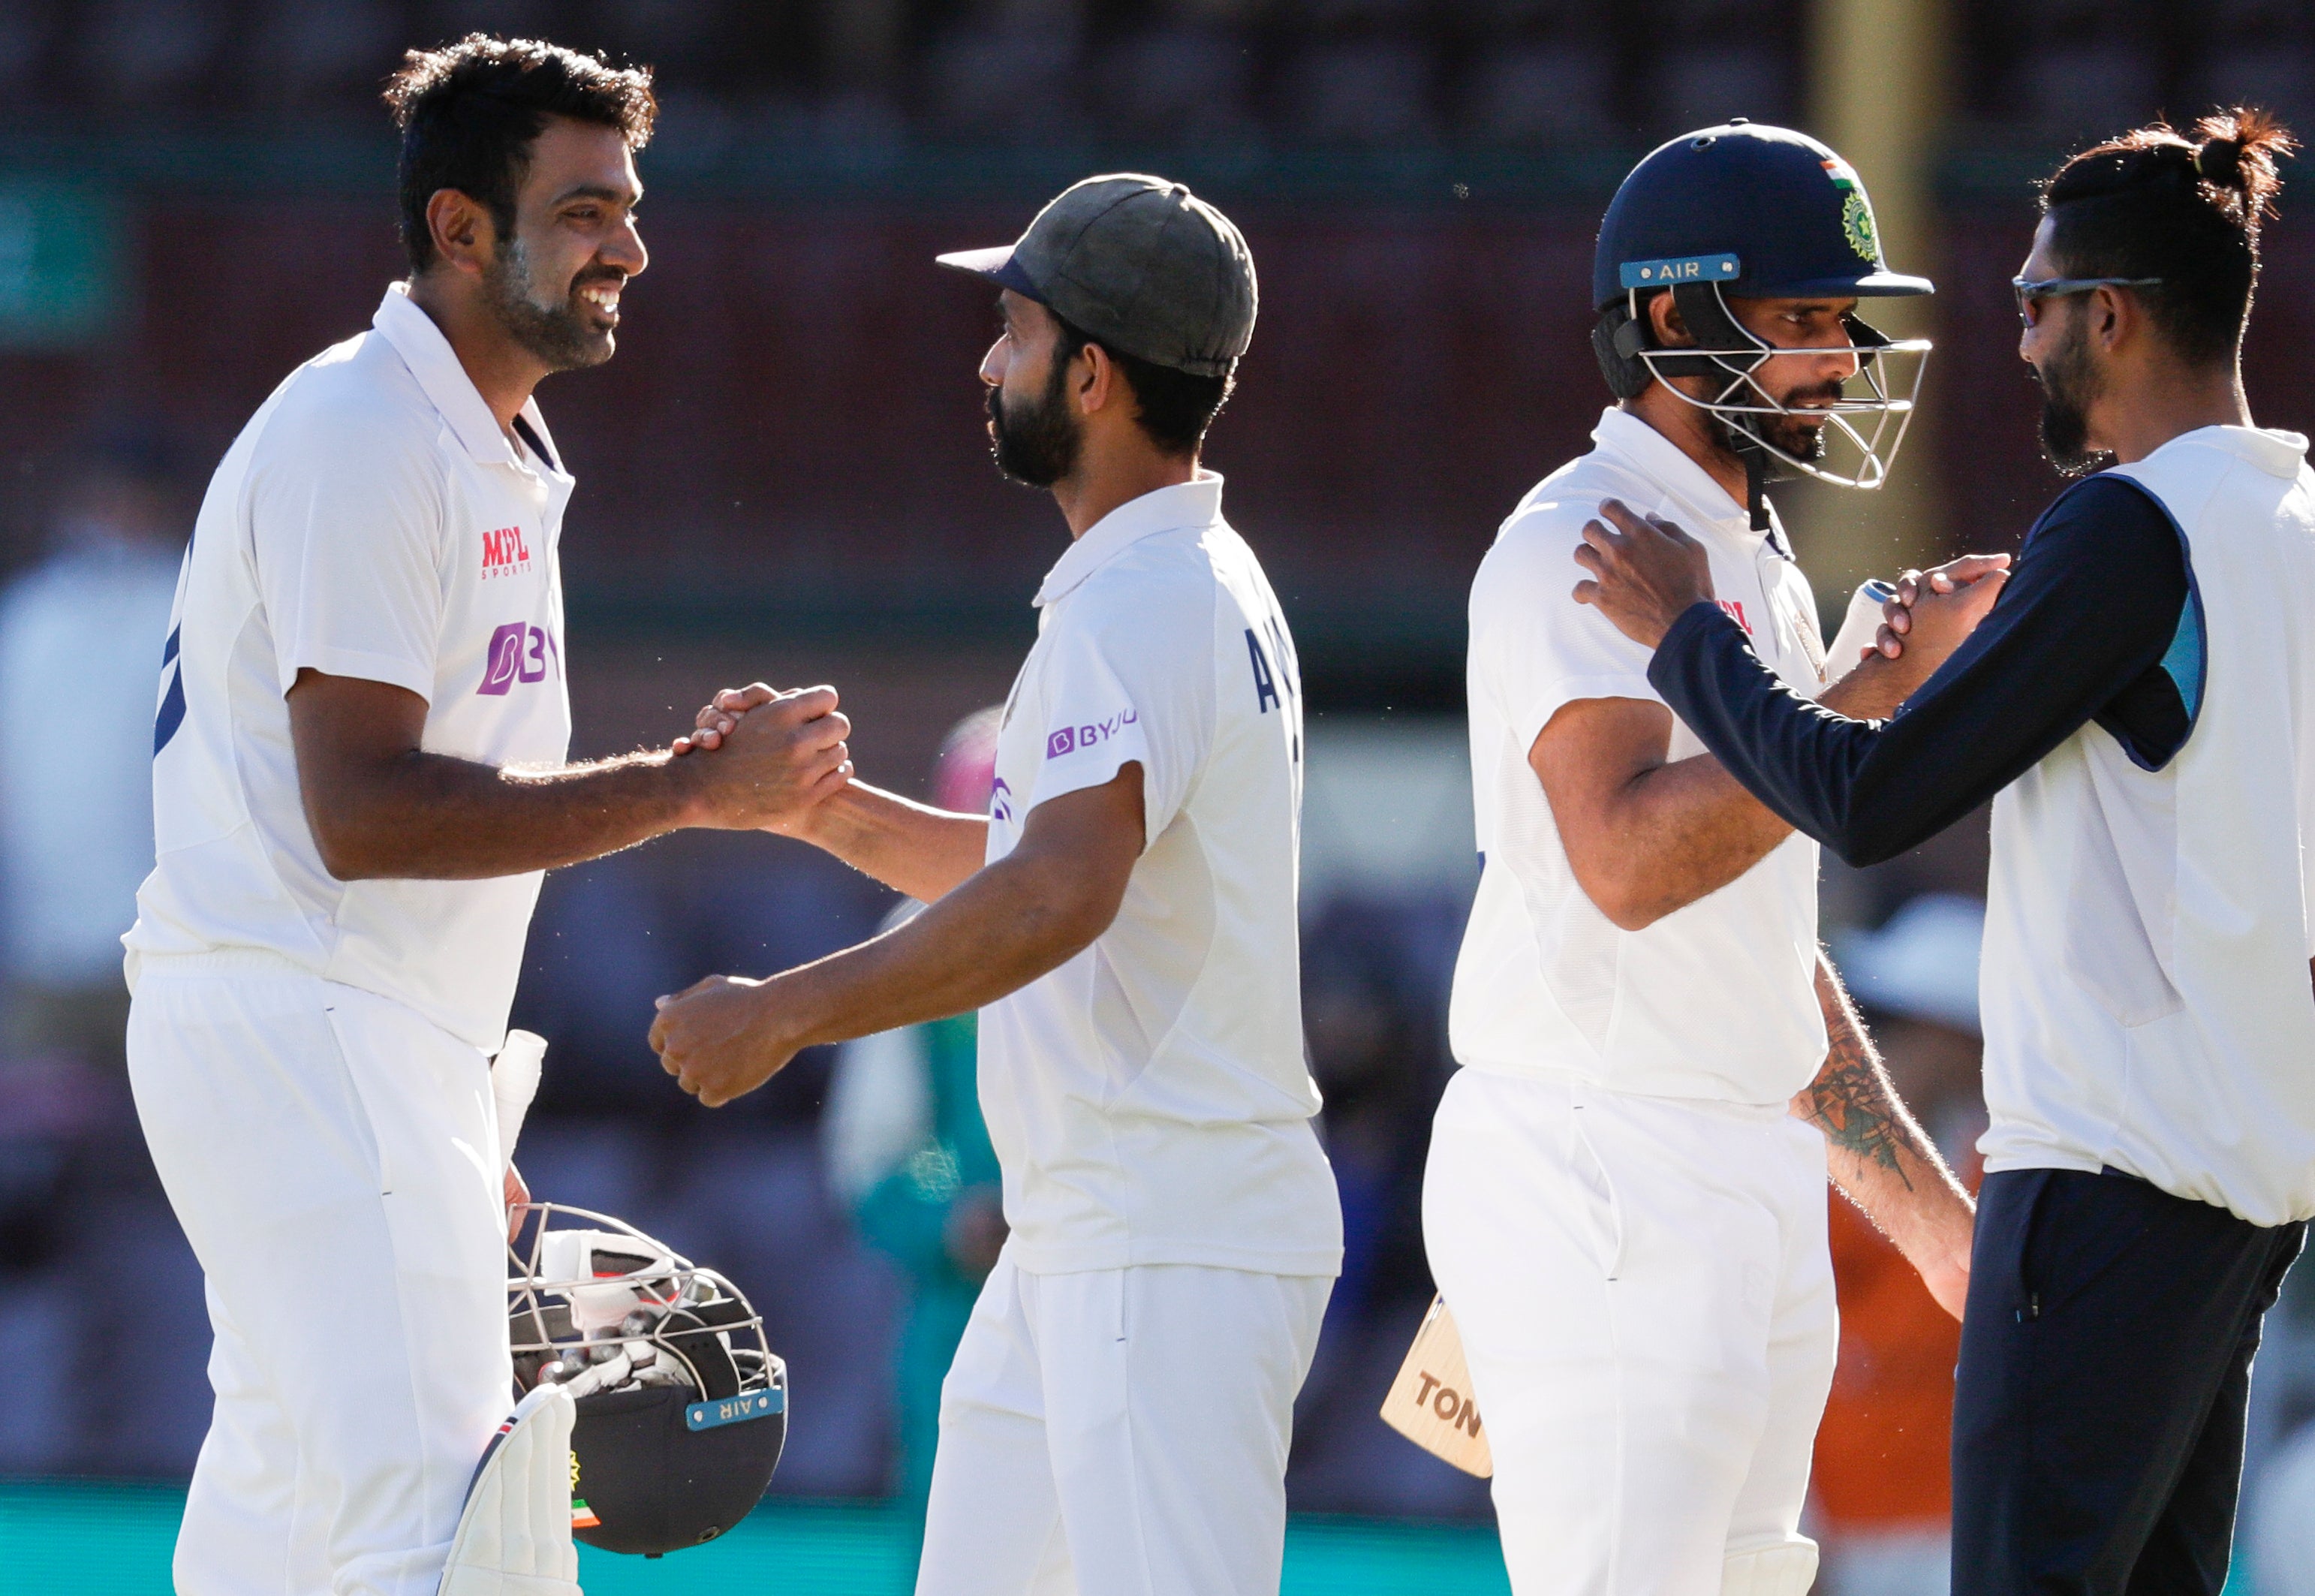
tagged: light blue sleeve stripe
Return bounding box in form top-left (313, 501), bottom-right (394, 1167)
top-left (2159, 592), bottom-right (2204, 721)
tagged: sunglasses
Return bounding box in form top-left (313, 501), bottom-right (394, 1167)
top-left (2012, 275), bottom-right (2165, 328)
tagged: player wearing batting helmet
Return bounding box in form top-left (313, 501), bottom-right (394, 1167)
top-left (1581, 109), bottom-right (2309, 1596)
top-left (1422, 122), bottom-right (1985, 1595)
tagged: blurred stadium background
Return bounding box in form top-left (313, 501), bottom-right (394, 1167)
top-left (4, 1), bottom-right (2315, 1591)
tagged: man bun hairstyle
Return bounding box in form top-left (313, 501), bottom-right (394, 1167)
top-left (2041, 107), bottom-right (2296, 366)
top-left (384, 35), bottom-right (657, 275)
top-left (1052, 314), bottom-right (1236, 458)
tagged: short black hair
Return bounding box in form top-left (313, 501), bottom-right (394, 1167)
top-left (2042, 107), bottom-right (2295, 367)
top-left (384, 35), bottom-right (657, 275)
top-left (1052, 314), bottom-right (1236, 458)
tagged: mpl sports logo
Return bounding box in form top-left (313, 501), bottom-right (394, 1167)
top-left (1046, 708), bottom-right (1137, 759)
top-left (481, 525), bottom-right (531, 580)
top-left (477, 622), bottom-right (560, 696)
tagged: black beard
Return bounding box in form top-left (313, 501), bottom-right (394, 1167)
top-left (986, 354), bottom-right (1079, 487)
top-left (1758, 410), bottom-right (1831, 463)
top-left (2034, 315), bottom-right (2113, 477)
top-left (483, 241), bottom-right (616, 372)
top-left (1710, 378), bottom-right (1841, 468)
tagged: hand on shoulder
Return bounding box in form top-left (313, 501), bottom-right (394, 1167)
top-left (1570, 498), bottom-right (1717, 649)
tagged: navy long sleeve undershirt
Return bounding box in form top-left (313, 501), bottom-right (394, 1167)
top-left (1648, 474), bottom-right (2193, 868)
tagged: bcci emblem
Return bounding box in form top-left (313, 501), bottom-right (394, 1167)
top-left (1842, 191), bottom-right (1880, 264)
top-left (1822, 156), bottom-right (1881, 265)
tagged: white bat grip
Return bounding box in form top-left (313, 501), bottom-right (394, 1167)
top-left (492, 1030), bottom-right (546, 1171)
top-left (1825, 579), bottom-right (1896, 686)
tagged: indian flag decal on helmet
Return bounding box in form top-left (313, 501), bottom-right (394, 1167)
top-left (1822, 158), bottom-right (1881, 265)
top-left (570, 1450), bottom-right (601, 1528)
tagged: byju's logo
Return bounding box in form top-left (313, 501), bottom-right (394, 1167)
top-left (480, 525), bottom-right (531, 579)
top-left (1044, 709), bottom-right (1136, 760)
top-left (477, 622), bottom-right (558, 695)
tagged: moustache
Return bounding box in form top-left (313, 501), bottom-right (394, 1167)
top-left (1776, 381), bottom-right (1849, 414)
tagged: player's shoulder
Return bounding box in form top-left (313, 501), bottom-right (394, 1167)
top-left (1474, 451), bottom-right (1640, 606)
top-left (1494, 450), bottom-right (1644, 552)
top-left (1042, 534), bottom-right (1226, 698)
top-left (2024, 469), bottom-right (2178, 562)
top-left (252, 329), bottom-right (441, 472)
top-left (1071, 527), bottom-right (1222, 619)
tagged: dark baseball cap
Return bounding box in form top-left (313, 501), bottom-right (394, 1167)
top-left (937, 173), bottom-right (1256, 378)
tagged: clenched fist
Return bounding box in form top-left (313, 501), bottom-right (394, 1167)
top-left (649, 974), bottom-right (802, 1109)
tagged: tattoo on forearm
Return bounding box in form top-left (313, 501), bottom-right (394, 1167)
top-left (1805, 1010), bottom-right (1915, 1191)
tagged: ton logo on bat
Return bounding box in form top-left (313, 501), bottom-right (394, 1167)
top-left (1412, 1370), bottom-right (1483, 1438)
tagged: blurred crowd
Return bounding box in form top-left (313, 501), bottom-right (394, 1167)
top-left (0, 1), bottom-right (2297, 155)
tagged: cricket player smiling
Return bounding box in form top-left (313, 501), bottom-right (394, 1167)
top-left (125, 39), bottom-right (846, 1596)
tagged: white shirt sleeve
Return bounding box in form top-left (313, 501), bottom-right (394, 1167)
top-left (248, 415), bottom-right (447, 703)
top-left (1025, 577), bottom-right (1212, 846)
top-left (1474, 498), bottom-right (1662, 752)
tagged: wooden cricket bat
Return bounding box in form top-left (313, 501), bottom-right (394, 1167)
top-left (1379, 1294), bottom-right (1492, 1477)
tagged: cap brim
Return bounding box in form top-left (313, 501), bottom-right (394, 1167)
top-left (934, 246), bottom-right (1046, 303)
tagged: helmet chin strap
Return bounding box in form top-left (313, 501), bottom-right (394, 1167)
top-left (1656, 282), bottom-right (1778, 534)
top-left (1744, 444), bottom-right (1770, 535)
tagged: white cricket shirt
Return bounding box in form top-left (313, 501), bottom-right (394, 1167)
top-left (977, 474), bottom-right (1343, 1277)
top-left (1450, 408), bottom-right (1831, 1104)
top-left (125, 284), bottom-right (573, 1051)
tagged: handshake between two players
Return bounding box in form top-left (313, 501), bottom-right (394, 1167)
top-left (117, 24), bottom-right (2315, 1596)
top-left (647, 682), bottom-right (853, 1105)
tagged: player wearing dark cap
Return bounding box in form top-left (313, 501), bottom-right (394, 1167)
top-left (653, 176), bottom-right (1340, 1596)
top-left (1421, 122), bottom-right (1985, 1595)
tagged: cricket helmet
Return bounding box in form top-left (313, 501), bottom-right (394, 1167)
top-left (1590, 120), bottom-right (1933, 493)
top-left (506, 1203), bottom-right (787, 1557)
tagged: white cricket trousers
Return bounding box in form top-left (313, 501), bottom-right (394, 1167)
top-left (917, 1249), bottom-right (1332, 1596)
top-left (126, 954), bottom-right (512, 1596)
top-left (1422, 1068), bottom-right (1838, 1596)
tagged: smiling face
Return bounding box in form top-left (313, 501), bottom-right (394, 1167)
top-left (481, 116), bottom-right (647, 372)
